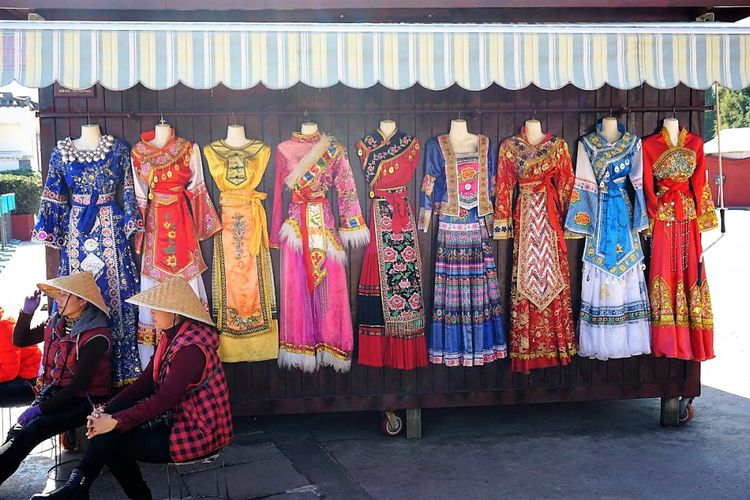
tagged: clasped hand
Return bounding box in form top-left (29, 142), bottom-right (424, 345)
top-left (86, 405), bottom-right (117, 439)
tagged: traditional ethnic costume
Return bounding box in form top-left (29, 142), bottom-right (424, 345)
top-left (204, 139), bottom-right (278, 363)
top-left (270, 131), bottom-right (369, 372)
top-left (642, 127), bottom-right (718, 361)
top-left (355, 128), bottom-right (427, 370)
top-left (565, 124), bottom-right (651, 360)
top-left (34, 135), bottom-right (142, 386)
top-left (494, 130), bottom-right (577, 373)
top-left (131, 129), bottom-right (221, 368)
top-left (419, 134), bottom-right (507, 367)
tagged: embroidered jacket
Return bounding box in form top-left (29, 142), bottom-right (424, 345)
top-left (565, 124), bottom-right (649, 276)
top-left (418, 134), bottom-right (496, 232)
top-left (131, 130), bottom-right (221, 283)
top-left (270, 131), bottom-right (369, 292)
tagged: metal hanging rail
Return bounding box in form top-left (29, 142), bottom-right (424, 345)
top-left (37, 105), bottom-right (713, 120)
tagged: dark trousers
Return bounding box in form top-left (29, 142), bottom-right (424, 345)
top-left (0, 399), bottom-right (90, 485)
top-left (77, 400), bottom-right (171, 498)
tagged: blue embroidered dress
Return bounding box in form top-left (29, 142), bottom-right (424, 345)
top-left (418, 135), bottom-right (507, 366)
top-left (565, 124), bottom-right (651, 360)
top-left (33, 135), bottom-right (143, 386)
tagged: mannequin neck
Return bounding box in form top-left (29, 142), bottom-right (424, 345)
top-left (150, 124), bottom-right (173, 149)
top-left (600, 117), bottom-right (622, 144)
top-left (301, 122), bottom-right (319, 135)
top-left (524, 119), bottom-right (545, 146)
top-left (225, 124), bottom-right (250, 148)
top-left (378, 119), bottom-right (397, 139)
top-left (663, 117), bottom-right (680, 145)
top-left (448, 119), bottom-right (478, 154)
top-left (73, 124), bottom-right (102, 150)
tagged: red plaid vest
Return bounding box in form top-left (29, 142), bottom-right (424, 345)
top-left (155, 320), bottom-right (233, 462)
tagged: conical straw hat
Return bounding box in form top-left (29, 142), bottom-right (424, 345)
top-left (37, 271), bottom-right (109, 317)
top-left (126, 276), bottom-right (214, 326)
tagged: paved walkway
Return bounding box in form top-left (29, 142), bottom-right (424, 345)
top-left (0, 211), bottom-right (747, 499)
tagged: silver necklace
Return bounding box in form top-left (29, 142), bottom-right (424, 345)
top-left (57, 135), bottom-right (114, 164)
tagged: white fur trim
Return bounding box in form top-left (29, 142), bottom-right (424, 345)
top-left (317, 350), bottom-right (352, 373)
top-left (284, 134), bottom-right (331, 189)
top-left (278, 349), bottom-right (318, 373)
top-left (339, 227), bottom-right (370, 248)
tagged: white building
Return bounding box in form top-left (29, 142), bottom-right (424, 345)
top-left (0, 88), bottom-right (39, 172)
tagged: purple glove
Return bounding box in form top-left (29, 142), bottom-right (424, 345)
top-left (17, 405), bottom-right (41, 426)
top-left (22, 290), bottom-right (41, 315)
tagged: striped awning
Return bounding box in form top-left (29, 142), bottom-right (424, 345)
top-left (1, 21), bottom-right (750, 91)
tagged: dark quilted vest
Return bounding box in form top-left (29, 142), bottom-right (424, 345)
top-left (155, 320), bottom-right (233, 462)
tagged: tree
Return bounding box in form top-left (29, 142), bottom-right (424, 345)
top-left (705, 86), bottom-right (750, 141)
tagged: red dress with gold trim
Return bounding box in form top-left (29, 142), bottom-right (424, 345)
top-left (355, 128), bottom-right (427, 370)
top-left (642, 127), bottom-right (718, 361)
top-left (131, 129), bottom-right (221, 367)
top-left (494, 131), bottom-right (578, 373)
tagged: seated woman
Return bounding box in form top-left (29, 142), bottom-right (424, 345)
top-left (0, 271), bottom-right (112, 485)
top-left (33, 276), bottom-right (233, 500)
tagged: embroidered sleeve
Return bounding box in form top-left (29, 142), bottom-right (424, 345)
top-left (333, 148), bottom-right (369, 247)
top-left (32, 149), bottom-right (69, 249)
top-left (130, 158), bottom-right (149, 254)
top-left (628, 140), bottom-right (649, 232)
top-left (186, 143), bottom-right (221, 241)
top-left (691, 137), bottom-right (719, 232)
top-left (269, 147), bottom-right (286, 250)
top-left (120, 144), bottom-right (144, 240)
top-left (564, 142), bottom-right (598, 238)
top-left (641, 138), bottom-right (659, 226)
top-left (418, 138), bottom-right (446, 233)
top-left (492, 141), bottom-right (515, 239)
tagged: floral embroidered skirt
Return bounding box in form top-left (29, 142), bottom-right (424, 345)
top-left (428, 210), bottom-right (507, 366)
top-left (649, 218), bottom-right (714, 361)
top-left (357, 198), bottom-right (427, 370)
top-left (579, 262), bottom-right (651, 360)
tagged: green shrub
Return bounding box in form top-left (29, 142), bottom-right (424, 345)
top-left (0, 172), bottom-right (42, 214)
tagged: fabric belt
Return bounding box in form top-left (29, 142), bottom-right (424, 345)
top-left (220, 189), bottom-right (269, 255)
top-left (659, 179), bottom-right (691, 221)
top-left (371, 186), bottom-right (409, 233)
top-left (72, 191), bottom-right (116, 234)
top-left (602, 179), bottom-right (630, 268)
top-left (292, 191), bottom-right (328, 293)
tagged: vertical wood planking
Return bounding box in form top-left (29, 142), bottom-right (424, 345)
top-left (39, 82), bottom-right (702, 412)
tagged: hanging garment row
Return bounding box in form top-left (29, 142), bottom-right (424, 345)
top-left (32, 114), bottom-right (718, 384)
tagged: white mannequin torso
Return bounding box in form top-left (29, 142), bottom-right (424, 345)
top-left (379, 119), bottom-right (397, 139)
top-left (73, 124), bottom-right (102, 150)
top-left (448, 119), bottom-right (479, 154)
top-left (150, 123), bottom-right (173, 149)
top-left (224, 124), bottom-right (251, 148)
top-left (663, 117), bottom-right (680, 145)
top-left (523, 119), bottom-right (546, 146)
top-left (600, 117), bottom-right (623, 144)
top-left (301, 121), bottom-right (319, 135)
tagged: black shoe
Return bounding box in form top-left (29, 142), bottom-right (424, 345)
top-left (124, 482), bottom-right (153, 500)
top-left (29, 469), bottom-right (89, 500)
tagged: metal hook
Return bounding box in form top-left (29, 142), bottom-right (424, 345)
top-left (672, 105), bottom-right (676, 118)
top-left (458, 110), bottom-right (463, 120)
top-left (231, 112), bottom-right (237, 126)
top-left (159, 112), bottom-right (166, 125)
top-left (609, 107), bottom-right (613, 118)
top-left (86, 112), bottom-right (91, 125)
top-left (303, 109), bottom-right (310, 122)
top-left (532, 109), bottom-right (537, 119)
top-left (386, 110), bottom-right (390, 120)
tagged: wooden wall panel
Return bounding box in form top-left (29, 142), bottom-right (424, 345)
top-left (38, 82), bottom-right (703, 415)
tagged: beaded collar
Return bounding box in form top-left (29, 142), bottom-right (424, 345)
top-left (57, 135), bottom-right (114, 164)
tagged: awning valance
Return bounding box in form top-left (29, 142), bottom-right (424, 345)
top-left (1, 21), bottom-right (749, 92)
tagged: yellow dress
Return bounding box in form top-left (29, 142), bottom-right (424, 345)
top-left (204, 139), bottom-right (278, 362)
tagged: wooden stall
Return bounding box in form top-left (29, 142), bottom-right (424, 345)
top-left (36, 81), bottom-right (707, 431)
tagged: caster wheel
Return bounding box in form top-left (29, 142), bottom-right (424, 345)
top-left (381, 414), bottom-right (403, 437)
top-left (680, 404), bottom-right (695, 425)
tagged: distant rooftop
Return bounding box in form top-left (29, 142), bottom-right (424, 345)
top-left (0, 93), bottom-right (38, 111)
